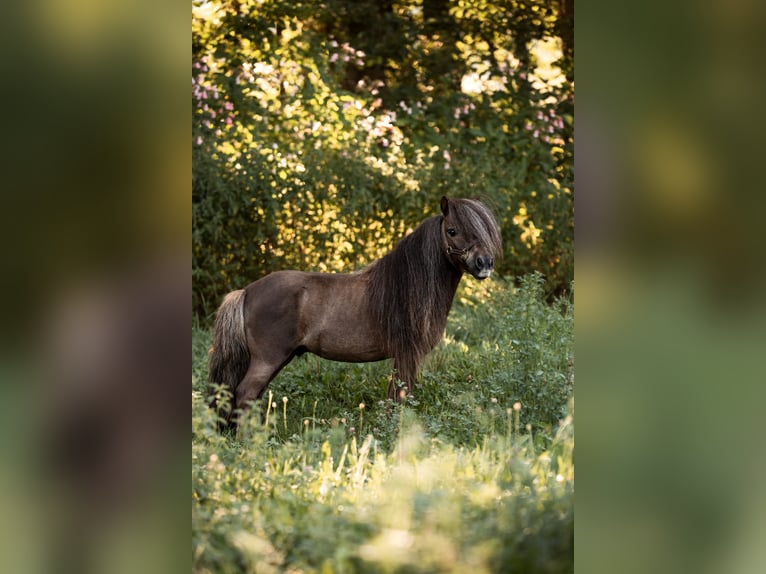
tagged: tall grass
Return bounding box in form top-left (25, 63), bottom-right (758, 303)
top-left (192, 274), bottom-right (574, 573)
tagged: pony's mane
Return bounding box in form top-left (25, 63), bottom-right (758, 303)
top-left (363, 198), bottom-right (501, 382)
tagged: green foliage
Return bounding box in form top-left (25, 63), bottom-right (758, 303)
top-left (192, 275), bottom-right (574, 572)
top-left (192, 0), bottom-right (573, 318)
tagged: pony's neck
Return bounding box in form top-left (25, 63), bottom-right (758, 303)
top-left (441, 255), bottom-right (463, 313)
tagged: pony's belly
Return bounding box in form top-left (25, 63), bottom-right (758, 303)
top-left (306, 337), bottom-right (387, 364)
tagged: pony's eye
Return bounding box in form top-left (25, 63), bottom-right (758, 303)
top-left (447, 228), bottom-right (457, 237)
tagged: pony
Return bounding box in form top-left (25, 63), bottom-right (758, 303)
top-left (208, 196), bottom-right (502, 428)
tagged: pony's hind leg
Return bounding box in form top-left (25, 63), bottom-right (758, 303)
top-left (234, 352), bottom-right (295, 423)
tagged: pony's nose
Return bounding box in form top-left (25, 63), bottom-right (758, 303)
top-left (477, 256), bottom-right (494, 270)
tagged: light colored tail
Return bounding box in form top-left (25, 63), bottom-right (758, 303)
top-left (208, 289), bottom-right (249, 428)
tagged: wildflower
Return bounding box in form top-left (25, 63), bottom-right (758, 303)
top-left (513, 402), bottom-right (522, 411)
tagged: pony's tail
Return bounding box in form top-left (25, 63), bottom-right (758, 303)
top-left (208, 289), bottom-right (249, 430)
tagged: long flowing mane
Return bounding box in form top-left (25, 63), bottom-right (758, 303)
top-left (363, 199), bottom-right (501, 383)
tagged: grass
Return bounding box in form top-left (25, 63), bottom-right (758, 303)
top-left (192, 273), bottom-right (574, 573)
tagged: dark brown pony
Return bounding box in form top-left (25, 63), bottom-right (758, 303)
top-left (209, 196), bottom-right (502, 428)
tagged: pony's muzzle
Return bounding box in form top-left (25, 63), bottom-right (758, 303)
top-left (473, 254), bottom-right (494, 279)
top-left (476, 255), bottom-right (494, 271)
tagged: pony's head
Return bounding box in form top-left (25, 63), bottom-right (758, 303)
top-left (440, 196), bottom-right (502, 279)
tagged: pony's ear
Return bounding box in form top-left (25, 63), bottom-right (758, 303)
top-left (440, 196), bottom-right (450, 216)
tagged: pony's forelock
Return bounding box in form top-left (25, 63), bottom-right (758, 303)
top-left (450, 198), bottom-right (503, 258)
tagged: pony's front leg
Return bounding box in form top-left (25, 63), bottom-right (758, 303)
top-left (387, 378), bottom-right (412, 402)
top-left (389, 358), bottom-right (417, 402)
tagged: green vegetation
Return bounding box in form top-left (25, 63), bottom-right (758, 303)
top-left (192, 275), bottom-right (574, 573)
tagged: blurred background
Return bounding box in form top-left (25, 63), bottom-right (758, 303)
top-left (576, 0), bottom-right (766, 573)
top-left (0, 0), bottom-right (189, 572)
